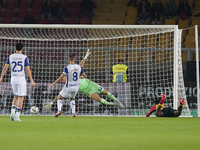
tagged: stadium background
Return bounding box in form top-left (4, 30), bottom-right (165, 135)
top-left (0, 0), bottom-right (199, 116)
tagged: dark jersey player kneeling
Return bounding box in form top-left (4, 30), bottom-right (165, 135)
top-left (146, 94), bottom-right (185, 117)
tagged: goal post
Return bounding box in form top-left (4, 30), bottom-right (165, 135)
top-left (0, 24), bottom-right (192, 117)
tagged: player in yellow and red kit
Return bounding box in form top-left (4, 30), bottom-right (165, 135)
top-left (146, 94), bottom-right (185, 117)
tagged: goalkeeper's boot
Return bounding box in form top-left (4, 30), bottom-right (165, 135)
top-left (117, 101), bottom-right (124, 109)
top-left (114, 101), bottom-right (124, 109)
top-left (71, 113), bottom-right (76, 118)
top-left (179, 98), bottom-right (185, 106)
top-left (10, 114), bottom-right (15, 121)
top-left (54, 111), bottom-right (62, 117)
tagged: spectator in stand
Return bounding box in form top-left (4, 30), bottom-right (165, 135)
top-left (151, 0), bottom-right (164, 25)
top-left (0, 1), bottom-right (3, 7)
top-left (137, 0), bottom-right (151, 24)
top-left (127, 0), bottom-right (137, 7)
top-left (22, 11), bottom-right (36, 24)
top-left (37, 14), bottom-right (49, 24)
top-left (79, 0), bottom-right (94, 20)
top-left (177, 0), bottom-right (191, 19)
top-left (164, 0), bottom-right (178, 19)
top-left (42, 0), bottom-right (59, 23)
top-left (57, 0), bottom-right (68, 23)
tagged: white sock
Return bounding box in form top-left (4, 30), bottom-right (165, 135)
top-left (11, 105), bottom-right (17, 115)
top-left (16, 108), bottom-right (22, 118)
top-left (57, 99), bottom-right (63, 112)
top-left (70, 100), bottom-right (75, 114)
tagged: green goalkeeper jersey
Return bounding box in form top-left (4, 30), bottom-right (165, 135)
top-left (78, 78), bottom-right (104, 96)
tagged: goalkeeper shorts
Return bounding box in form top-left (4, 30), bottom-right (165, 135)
top-left (84, 82), bottom-right (104, 97)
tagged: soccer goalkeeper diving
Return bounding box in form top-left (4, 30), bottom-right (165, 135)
top-left (44, 50), bottom-right (124, 117)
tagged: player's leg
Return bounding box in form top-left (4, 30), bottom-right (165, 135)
top-left (90, 92), bottom-right (116, 106)
top-left (69, 97), bottom-right (76, 117)
top-left (174, 98), bottom-right (185, 117)
top-left (10, 95), bottom-right (18, 121)
top-left (101, 90), bottom-right (116, 101)
top-left (15, 96), bottom-right (24, 121)
top-left (69, 88), bottom-right (79, 117)
top-left (12, 83), bottom-right (26, 121)
top-left (54, 94), bottom-right (63, 117)
top-left (88, 83), bottom-right (120, 106)
top-left (101, 90), bottom-right (124, 108)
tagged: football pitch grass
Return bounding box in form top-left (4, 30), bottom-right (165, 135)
top-left (1, 116), bottom-right (200, 150)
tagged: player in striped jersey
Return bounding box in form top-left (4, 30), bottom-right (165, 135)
top-left (0, 43), bottom-right (35, 121)
top-left (49, 53), bottom-right (86, 117)
top-left (146, 94), bottom-right (185, 117)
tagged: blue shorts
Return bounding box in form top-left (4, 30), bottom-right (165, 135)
top-left (161, 108), bottom-right (176, 117)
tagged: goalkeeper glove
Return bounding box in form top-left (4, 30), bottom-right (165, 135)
top-left (159, 94), bottom-right (166, 104)
top-left (84, 49), bottom-right (91, 59)
top-left (43, 103), bottom-right (53, 111)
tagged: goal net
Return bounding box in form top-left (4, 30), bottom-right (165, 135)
top-left (0, 25), bottom-right (191, 116)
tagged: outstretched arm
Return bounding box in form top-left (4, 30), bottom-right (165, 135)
top-left (0, 64), bottom-right (9, 83)
top-left (49, 73), bottom-right (66, 88)
top-left (79, 49), bottom-right (91, 67)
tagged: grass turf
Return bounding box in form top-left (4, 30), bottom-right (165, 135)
top-left (0, 116), bottom-right (200, 150)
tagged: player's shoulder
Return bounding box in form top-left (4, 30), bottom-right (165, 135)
top-left (11, 53), bottom-right (28, 58)
top-left (72, 64), bottom-right (82, 68)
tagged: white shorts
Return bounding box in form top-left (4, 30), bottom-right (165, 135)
top-left (59, 86), bottom-right (79, 99)
top-left (12, 83), bottom-right (27, 97)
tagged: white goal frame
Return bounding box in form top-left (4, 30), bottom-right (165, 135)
top-left (0, 24), bottom-right (190, 116)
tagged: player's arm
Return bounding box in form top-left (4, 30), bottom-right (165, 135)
top-left (0, 56), bottom-right (10, 83)
top-left (146, 105), bottom-right (156, 117)
top-left (0, 64), bottom-right (9, 83)
top-left (79, 49), bottom-right (91, 67)
top-left (26, 67), bottom-right (35, 86)
top-left (49, 73), bottom-right (65, 88)
top-left (80, 67), bottom-right (86, 78)
top-left (24, 57), bottom-right (35, 86)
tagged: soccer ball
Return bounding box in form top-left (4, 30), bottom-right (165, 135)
top-left (30, 106), bottom-right (39, 114)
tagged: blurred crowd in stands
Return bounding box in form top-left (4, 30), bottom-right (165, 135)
top-left (0, 0), bottom-right (95, 24)
top-left (127, 0), bottom-right (192, 25)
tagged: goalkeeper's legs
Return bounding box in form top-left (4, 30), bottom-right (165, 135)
top-left (90, 93), bottom-right (116, 106)
top-left (101, 90), bottom-right (117, 101)
top-left (101, 90), bottom-right (124, 108)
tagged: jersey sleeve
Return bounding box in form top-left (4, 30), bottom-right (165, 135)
top-left (146, 105), bottom-right (156, 117)
top-left (63, 66), bottom-right (68, 74)
top-left (5, 57), bottom-right (10, 65)
top-left (25, 57), bottom-right (30, 68)
top-left (80, 67), bottom-right (84, 75)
